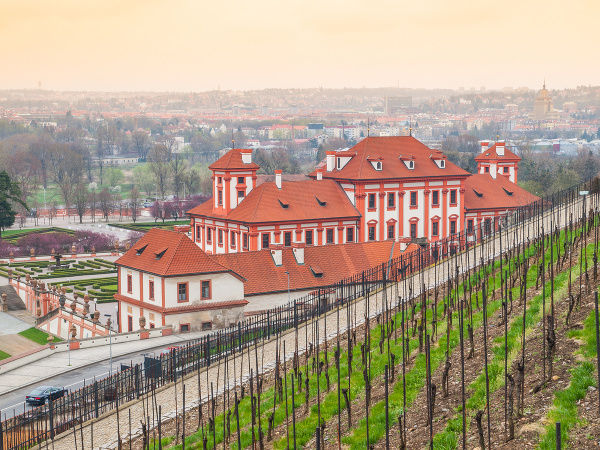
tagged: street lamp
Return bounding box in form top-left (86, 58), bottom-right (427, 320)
top-left (104, 313), bottom-right (113, 376)
top-left (285, 271), bottom-right (290, 305)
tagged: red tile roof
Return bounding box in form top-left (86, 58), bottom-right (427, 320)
top-left (187, 179), bottom-right (361, 224)
top-left (256, 174), bottom-right (308, 186)
top-left (115, 228), bottom-right (239, 277)
top-left (474, 143), bottom-right (521, 162)
top-left (464, 174), bottom-right (539, 212)
top-left (209, 149), bottom-right (260, 171)
top-left (309, 137), bottom-right (470, 181)
top-left (213, 240), bottom-right (418, 296)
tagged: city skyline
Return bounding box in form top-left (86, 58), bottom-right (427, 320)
top-left (1, 0), bottom-right (598, 92)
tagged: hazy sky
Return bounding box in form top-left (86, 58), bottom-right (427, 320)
top-left (1, 0), bottom-right (597, 92)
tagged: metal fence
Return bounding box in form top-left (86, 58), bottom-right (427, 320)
top-left (0, 176), bottom-right (595, 450)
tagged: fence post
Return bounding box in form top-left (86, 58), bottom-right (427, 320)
top-left (49, 397), bottom-right (54, 440)
top-left (556, 422), bottom-right (561, 450)
top-left (94, 380), bottom-right (99, 418)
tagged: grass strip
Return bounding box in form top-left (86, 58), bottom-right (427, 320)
top-left (18, 327), bottom-right (63, 344)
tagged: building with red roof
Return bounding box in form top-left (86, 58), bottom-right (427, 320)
top-left (474, 141), bottom-right (520, 183)
top-left (114, 228), bottom-right (419, 331)
top-left (114, 228), bottom-right (247, 333)
top-left (187, 136), bottom-right (539, 255)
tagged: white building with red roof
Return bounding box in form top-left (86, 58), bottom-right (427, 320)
top-left (114, 228), bottom-right (247, 333)
top-left (474, 141), bottom-right (520, 183)
top-left (187, 136), bottom-right (539, 255)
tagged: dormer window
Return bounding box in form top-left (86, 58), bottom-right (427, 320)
top-left (155, 248), bottom-right (167, 260)
top-left (408, 161), bottom-right (414, 169)
top-left (315, 196), bottom-right (327, 206)
top-left (376, 161), bottom-right (382, 170)
top-left (278, 199), bottom-right (289, 209)
top-left (136, 244), bottom-right (148, 255)
top-left (439, 160), bottom-right (445, 168)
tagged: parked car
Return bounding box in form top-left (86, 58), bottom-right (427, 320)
top-left (161, 346), bottom-right (181, 355)
top-left (25, 386), bottom-right (66, 406)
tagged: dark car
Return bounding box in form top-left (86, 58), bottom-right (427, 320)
top-left (25, 386), bottom-right (66, 406)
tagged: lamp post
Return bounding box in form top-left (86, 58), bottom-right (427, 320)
top-left (285, 271), bottom-right (290, 305)
top-left (104, 314), bottom-right (112, 376)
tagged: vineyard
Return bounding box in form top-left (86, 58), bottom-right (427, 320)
top-left (122, 183), bottom-right (599, 449)
top-left (1, 179), bottom-right (599, 450)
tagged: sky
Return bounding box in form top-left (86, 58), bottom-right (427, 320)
top-left (0, 0), bottom-right (598, 92)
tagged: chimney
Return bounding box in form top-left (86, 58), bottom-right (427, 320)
top-left (240, 148), bottom-right (252, 164)
top-left (270, 243), bottom-right (283, 266)
top-left (316, 168), bottom-right (323, 181)
top-left (326, 151), bottom-right (336, 172)
top-left (292, 242), bottom-right (305, 265)
top-left (496, 141), bottom-right (505, 157)
top-left (480, 141), bottom-right (489, 154)
top-left (275, 170), bottom-right (282, 189)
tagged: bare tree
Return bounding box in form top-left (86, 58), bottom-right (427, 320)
top-left (47, 143), bottom-right (84, 214)
top-left (73, 182), bottom-right (88, 224)
top-left (98, 188), bottom-right (113, 221)
top-left (130, 187), bottom-right (141, 223)
top-left (131, 131), bottom-right (151, 162)
top-left (148, 144), bottom-right (172, 199)
top-left (171, 153), bottom-right (189, 199)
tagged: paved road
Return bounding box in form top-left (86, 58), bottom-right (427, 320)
top-left (0, 338), bottom-right (198, 420)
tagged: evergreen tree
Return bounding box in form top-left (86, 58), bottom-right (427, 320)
top-left (0, 171), bottom-right (28, 238)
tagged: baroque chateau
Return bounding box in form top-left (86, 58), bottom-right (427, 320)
top-left (188, 136), bottom-right (537, 254)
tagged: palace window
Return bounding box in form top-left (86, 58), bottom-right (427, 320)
top-left (368, 193), bottom-right (376, 209)
top-left (218, 190), bottom-right (223, 205)
top-left (432, 222), bottom-right (439, 237)
top-left (149, 280), bottom-right (154, 300)
top-left (410, 223), bottom-right (417, 238)
top-left (388, 193), bottom-right (395, 208)
top-left (432, 191), bottom-right (439, 206)
top-left (450, 189), bottom-right (457, 204)
top-left (218, 229), bottom-right (223, 245)
top-left (262, 233), bottom-right (270, 249)
top-left (238, 176), bottom-right (244, 184)
top-left (346, 227), bottom-right (354, 242)
top-left (127, 274), bottom-right (132, 294)
top-left (306, 230), bottom-right (313, 245)
top-left (284, 232), bottom-right (292, 247)
top-left (388, 224), bottom-right (395, 239)
top-left (450, 220), bottom-right (457, 235)
top-left (230, 231), bottom-right (236, 247)
top-left (326, 228), bottom-right (334, 244)
top-left (410, 191), bottom-right (417, 207)
top-left (207, 228), bottom-right (212, 243)
top-left (196, 225), bottom-right (201, 242)
top-left (368, 226), bottom-right (376, 241)
top-left (243, 233), bottom-right (248, 249)
top-left (467, 219), bottom-right (474, 234)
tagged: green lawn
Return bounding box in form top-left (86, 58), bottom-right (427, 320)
top-left (18, 327), bottom-right (62, 345)
top-left (0, 350), bottom-right (11, 360)
top-left (1, 228), bottom-right (44, 237)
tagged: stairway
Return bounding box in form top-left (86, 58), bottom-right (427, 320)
top-left (0, 285), bottom-right (26, 311)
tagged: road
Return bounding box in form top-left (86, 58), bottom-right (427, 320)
top-left (0, 341), bottom-right (183, 420)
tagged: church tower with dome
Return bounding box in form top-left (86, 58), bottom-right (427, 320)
top-left (532, 81), bottom-right (559, 121)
